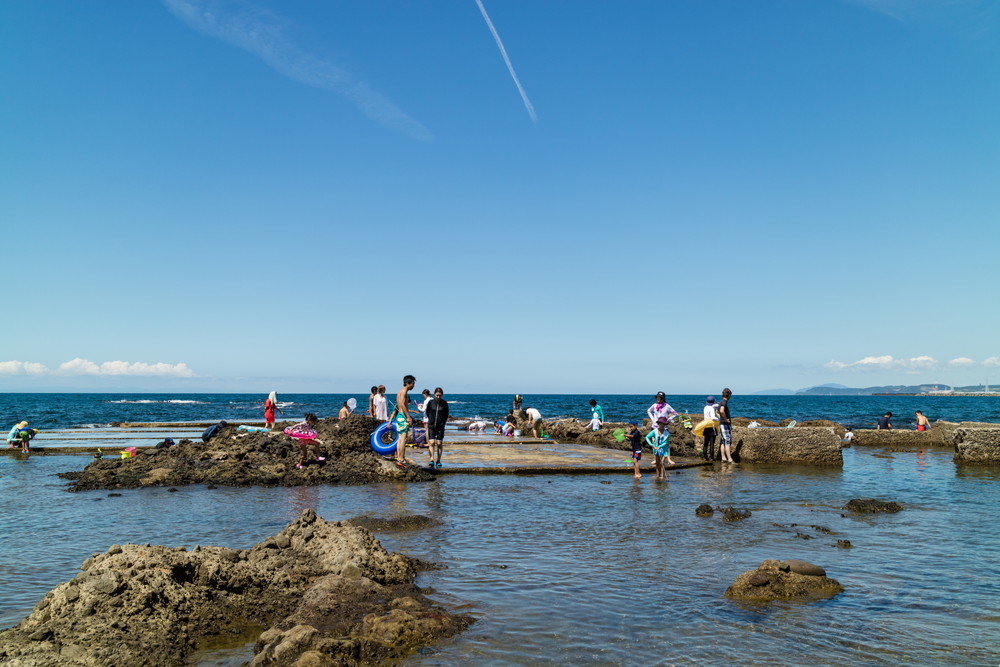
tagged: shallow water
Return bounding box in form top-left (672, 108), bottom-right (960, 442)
top-left (2, 448), bottom-right (998, 665)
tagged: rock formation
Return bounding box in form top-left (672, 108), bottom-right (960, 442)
top-left (0, 510), bottom-right (471, 666)
top-left (953, 426), bottom-right (1000, 464)
top-left (60, 416), bottom-right (433, 491)
top-left (729, 426), bottom-right (843, 465)
top-left (725, 559), bottom-right (844, 602)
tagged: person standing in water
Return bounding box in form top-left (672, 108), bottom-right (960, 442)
top-left (390, 375), bottom-right (416, 466)
top-left (264, 392), bottom-right (282, 431)
top-left (646, 417), bottom-right (675, 480)
top-left (717, 388), bottom-right (735, 462)
top-left (525, 407), bottom-right (543, 437)
top-left (702, 396), bottom-right (719, 462)
top-left (425, 387), bottom-right (449, 468)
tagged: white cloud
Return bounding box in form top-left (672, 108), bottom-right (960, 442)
top-left (161, 0), bottom-right (432, 140)
top-left (825, 355), bottom-right (939, 372)
top-left (0, 361), bottom-right (52, 375)
top-left (983, 357), bottom-right (1000, 368)
top-left (56, 358), bottom-right (195, 377)
top-left (948, 357), bottom-right (976, 367)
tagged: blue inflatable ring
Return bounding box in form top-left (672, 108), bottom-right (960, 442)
top-left (370, 422), bottom-right (399, 455)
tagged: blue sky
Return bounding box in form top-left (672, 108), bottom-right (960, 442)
top-left (2, 0), bottom-right (998, 394)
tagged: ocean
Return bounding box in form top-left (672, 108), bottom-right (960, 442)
top-left (4, 392), bottom-right (1000, 430)
top-left (2, 393), bottom-right (999, 665)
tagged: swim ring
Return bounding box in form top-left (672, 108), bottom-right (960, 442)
top-left (370, 421), bottom-right (399, 455)
top-left (284, 425), bottom-right (318, 440)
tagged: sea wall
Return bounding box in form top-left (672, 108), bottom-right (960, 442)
top-left (852, 421), bottom-right (995, 449)
top-left (730, 426), bottom-right (843, 465)
top-left (0, 510), bottom-right (471, 666)
top-left (953, 427), bottom-right (1000, 464)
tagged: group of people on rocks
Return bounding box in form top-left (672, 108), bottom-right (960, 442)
top-left (363, 376), bottom-right (449, 468)
top-left (875, 411), bottom-right (932, 431)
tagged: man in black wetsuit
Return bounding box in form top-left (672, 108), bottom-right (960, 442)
top-left (425, 387), bottom-right (449, 468)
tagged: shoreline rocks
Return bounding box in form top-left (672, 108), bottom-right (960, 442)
top-left (729, 426), bottom-right (843, 465)
top-left (59, 415), bottom-right (433, 491)
top-left (954, 426), bottom-right (1000, 464)
top-left (845, 498), bottom-right (902, 513)
top-left (0, 510), bottom-right (472, 666)
top-left (725, 559), bottom-right (844, 602)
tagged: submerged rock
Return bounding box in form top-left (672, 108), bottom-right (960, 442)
top-left (59, 415), bottom-right (434, 491)
top-left (721, 507), bottom-right (752, 522)
top-left (347, 515), bottom-right (441, 532)
top-left (0, 510), bottom-right (472, 666)
top-left (845, 498), bottom-right (902, 513)
top-left (725, 559), bottom-right (844, 602)
top-left (695, 504), bottom-right (714, 517)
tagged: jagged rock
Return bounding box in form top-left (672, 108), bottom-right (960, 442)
top-left (845, 498), bottom-right (902, 513)
top-left (722, 507), bottom-right (752, 522)
top-left (695, 504), bottom-right (714, 517)
top-left (954, 426), bottom-right (1000, 464)
top-left (0, 510), bottom-right (471, 666)
top-left (726, 559), bottom-right (843, 601)
top-left (59, 416), bottom-right (434, 491)
top-left (837, 540), bottom-right (853, 549)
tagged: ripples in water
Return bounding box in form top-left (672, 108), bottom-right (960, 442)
top-left (0, 448), bottom-right (998, 665)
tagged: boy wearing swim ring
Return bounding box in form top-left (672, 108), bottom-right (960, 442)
top-left (646, 417), bottom-right (674, 480)
top-left (391, 375), bottom-right (416, 466)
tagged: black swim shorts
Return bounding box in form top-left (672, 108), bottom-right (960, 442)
top-left (428, 424), bottom-right (445, 441)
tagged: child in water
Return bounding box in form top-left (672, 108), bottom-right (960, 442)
top-left (626, 422), bottom-right (643, 479)
top-left (646, 417), bottom-right (675, 480)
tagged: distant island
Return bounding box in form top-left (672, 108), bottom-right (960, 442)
top-left (794, 383), bottom-right (1000, 396)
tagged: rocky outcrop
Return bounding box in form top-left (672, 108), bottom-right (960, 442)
top-left (954, 426), bottom-right (1000, 464)
top-left (845, 498), bottom-right (902, 513)
top-left (0, 510), bottom-right (471, 666)
top-left (59, 416), bottom-right (433, 491)
top-left (729, 426), bottom-right (843, 465)
top-left (725, 559), bottom-right (844, 602)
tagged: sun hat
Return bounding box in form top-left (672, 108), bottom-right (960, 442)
top-left (706, 396), bottom-right (715, 404)
top-left (17, 421), bottom-right (27, 428)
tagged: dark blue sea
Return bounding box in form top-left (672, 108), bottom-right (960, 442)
top-left (2, 393), bottom-right (999, 665)
top-left (4, 392), bottom-right (1000, 430)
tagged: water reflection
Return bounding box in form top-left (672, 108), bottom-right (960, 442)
top-left (1, 451), bottom-right (998, 665)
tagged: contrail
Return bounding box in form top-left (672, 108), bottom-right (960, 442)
top-left (474, 0), bottom-right (537, 122)
top-left (161, 0), bottom-right (432, 141)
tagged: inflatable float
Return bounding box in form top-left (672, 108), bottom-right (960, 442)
top-left (370, 421), bottom-right (400, 455)
top-left (284, 425), bottom-right (318, 440)
top-left (238, 425), bottom-right (270, 433)
top-left (692, 419), bottom-right (720, 438)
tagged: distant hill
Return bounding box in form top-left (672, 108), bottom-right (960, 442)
top-left (796, 384), bottom-right (951, 396)
top-left (750, 389), bottom-right (795, 395)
